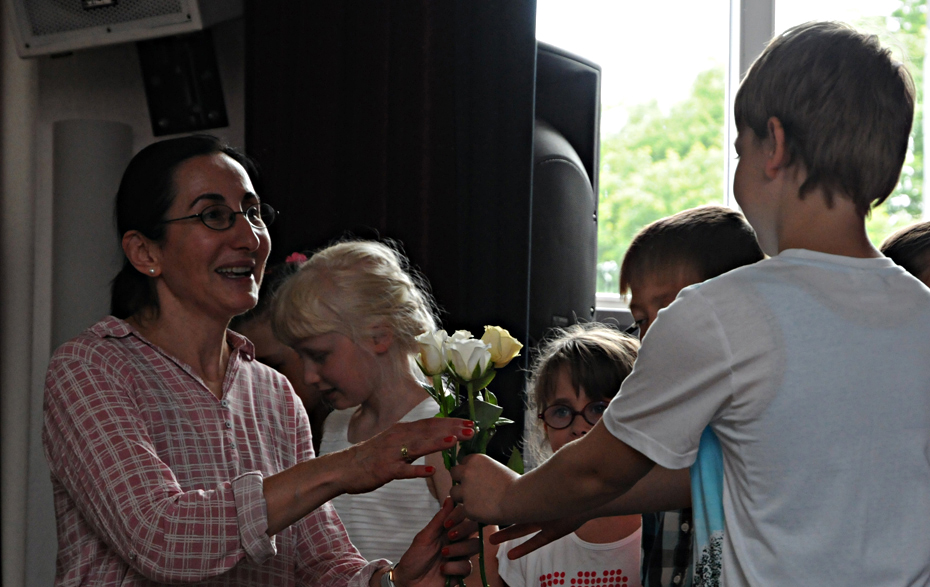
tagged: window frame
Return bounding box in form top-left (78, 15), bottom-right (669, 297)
top-left (593, 0), bottom-right (774, 314)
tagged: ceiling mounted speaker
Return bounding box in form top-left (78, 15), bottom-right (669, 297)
top-left (4, 0), bottom-right (242, 58)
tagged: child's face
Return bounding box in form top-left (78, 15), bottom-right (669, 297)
top-left (543, 366), bottom-right (608, 452)
top-left (293, 331), bottom-right (381, 410)
top-left (733, 126), bottom-right (779, 255)
top-left (236, 317), bottom-right (324, 412)
top-left (628, 266), bottom-right (702, 339)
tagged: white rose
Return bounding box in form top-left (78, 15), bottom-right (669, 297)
top-left (415, 330), bottom-right (449, 376)
top-left (449, 330), bottom-right (474, 342)
top-left (446, 338), bottom-right (492, 382)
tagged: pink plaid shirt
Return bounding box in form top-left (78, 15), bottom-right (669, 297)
top-left (43, 316), bottom-right (385, 586)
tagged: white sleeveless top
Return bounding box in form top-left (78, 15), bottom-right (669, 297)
top-left (319, 397), bottom-right (441, 562)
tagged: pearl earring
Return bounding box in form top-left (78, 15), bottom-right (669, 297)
top-left (149, 268), bottom-right (156, 275)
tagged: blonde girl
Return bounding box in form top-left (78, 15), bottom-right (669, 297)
top-left (272, 240), bottom-right (454, 563)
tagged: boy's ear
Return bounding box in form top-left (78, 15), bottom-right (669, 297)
top-left (763, 116), bottom-right (791, 178)
top-left (122, 230), bottom-right (162, 277)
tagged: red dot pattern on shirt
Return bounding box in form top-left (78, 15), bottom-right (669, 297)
top-left (538, 569), bottom-right (630, 587)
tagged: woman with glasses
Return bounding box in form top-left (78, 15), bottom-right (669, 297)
top-left (488, 324), bottom-right (644, 587)
top-left (42, 135), bottom-right (476, 587)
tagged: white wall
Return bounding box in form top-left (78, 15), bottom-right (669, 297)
top-left (0, 14), bottom-right (245, 587)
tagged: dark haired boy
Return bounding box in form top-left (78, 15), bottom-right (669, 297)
top-left (621, 205), bottom-right (763, 587)
top-left (452, 22), bottom-right (930, 585)
top-left (881, 220), bottom-right (930, 286)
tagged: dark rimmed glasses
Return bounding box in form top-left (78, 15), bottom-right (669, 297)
top-left (623, 318), bottom-right (645, 336)
top-left (538, 400), bottom-right (610, 429)
top-left (162, 202), bottom-right (277, 231)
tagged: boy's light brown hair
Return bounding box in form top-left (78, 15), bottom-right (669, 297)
top-left (734, 21), bottom-right (915, 216)
top-left (880, 221), bottom-right (930, 284)
top-left (619, 205), bottom-right (764, 295)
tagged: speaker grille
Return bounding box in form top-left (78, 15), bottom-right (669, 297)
top-left (26, 0), bottom-right (186, 36)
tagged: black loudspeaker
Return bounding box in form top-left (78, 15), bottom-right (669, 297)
top-left (4, 0), bottom-right (242, 57)
top-left (137, 29), bottom-right (228, 136)
top-left (528, 43), bottom-right (601, 345)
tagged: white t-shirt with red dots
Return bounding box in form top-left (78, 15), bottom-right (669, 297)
top-left (496, 526), bottom-right (642, 587)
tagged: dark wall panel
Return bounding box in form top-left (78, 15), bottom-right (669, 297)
top-left (245, 0), bottom-right (537, 462)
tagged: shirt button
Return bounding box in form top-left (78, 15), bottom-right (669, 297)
top-left (220, 400), bottom-right (229, 408)
top-left (672, 575), bottom-right (681, 584)
top-left (681, 522), bottom-right (690, 532)
top-left (129, 552), bottom-right (137, 560)
top-left (225, 421), bottom-right (232, 429)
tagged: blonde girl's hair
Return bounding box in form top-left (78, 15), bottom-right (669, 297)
top-left (525, 323), bottom-right (639, 464)
top-left (271, 240), bottom-right (439, 378)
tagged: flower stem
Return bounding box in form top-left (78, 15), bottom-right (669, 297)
top-left (478, 524), bottom-right (490, 587)
top-left (433, 374), bottom-right (445, 413)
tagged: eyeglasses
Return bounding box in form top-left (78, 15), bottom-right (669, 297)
top-left (623, 318), bottom-right (645, 336)
top-left (162, 203), bottom-right (277, 231)
top-left (538, 400), bottom-right (610, 430)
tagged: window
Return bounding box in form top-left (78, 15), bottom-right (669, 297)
top-left (536, 0), bottom-right (930, 301)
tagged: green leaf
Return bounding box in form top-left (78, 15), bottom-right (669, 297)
top-left (449, 398), bottom-right (503, 431)
top-left (471, 368), bottom-right (497, 391)
top-left (506, 448), bottom-right (524, 475)
top-left (441, 394), bottom-right (456, 416)
top-left (457, 436), bottom-right (481, 457)
top-left (421, 382), bottom-right (443, 404)
top-left (494, 417), bottom-right (514, 426)
top-left (485, 390), bottom-right (498, 406)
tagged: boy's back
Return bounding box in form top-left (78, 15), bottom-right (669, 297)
top-left (606, 249), bottom-right (930, 584)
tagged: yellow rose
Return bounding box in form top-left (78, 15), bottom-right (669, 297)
top-left (481, 325), bottom-right (523, 369)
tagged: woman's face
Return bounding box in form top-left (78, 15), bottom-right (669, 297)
top-left (294, 332), bottom-right (381, 411)
top-left (155, 153), bottom-right (270, 323)
top-left (235, 317), bottom-right (323, 412)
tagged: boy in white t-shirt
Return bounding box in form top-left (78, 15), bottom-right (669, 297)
top-left (618, 206), bottom-right (763, 587)
top-left (452, 21), bottom-right (930, 586)
top-left (493, 207), bottom-right (764, 587)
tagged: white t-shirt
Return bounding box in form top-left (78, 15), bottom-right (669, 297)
top-left (603, 249), bottom-right (930, 586)
top-left (497, 526), bottom-right (643, 587)
top-left (319, 398), bottom-right (440, 562)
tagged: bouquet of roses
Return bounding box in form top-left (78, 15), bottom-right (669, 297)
top-left (416, 326), bottom-right (524, 587)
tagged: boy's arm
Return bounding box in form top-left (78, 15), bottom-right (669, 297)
top-left (450, 423), bottom-right (655, 526)
top-left (489, 466), bottom-right (691, 560)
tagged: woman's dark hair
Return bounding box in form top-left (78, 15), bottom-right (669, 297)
top-left (110, 134), bottom-right (259, 319)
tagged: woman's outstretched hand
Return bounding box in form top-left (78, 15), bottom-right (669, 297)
top-left (343, 418), bottom-right (475, 495)
top-left (379, 498), bottom-right (479, 587)
top-left (264, 418), bottom-right (473, 536)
